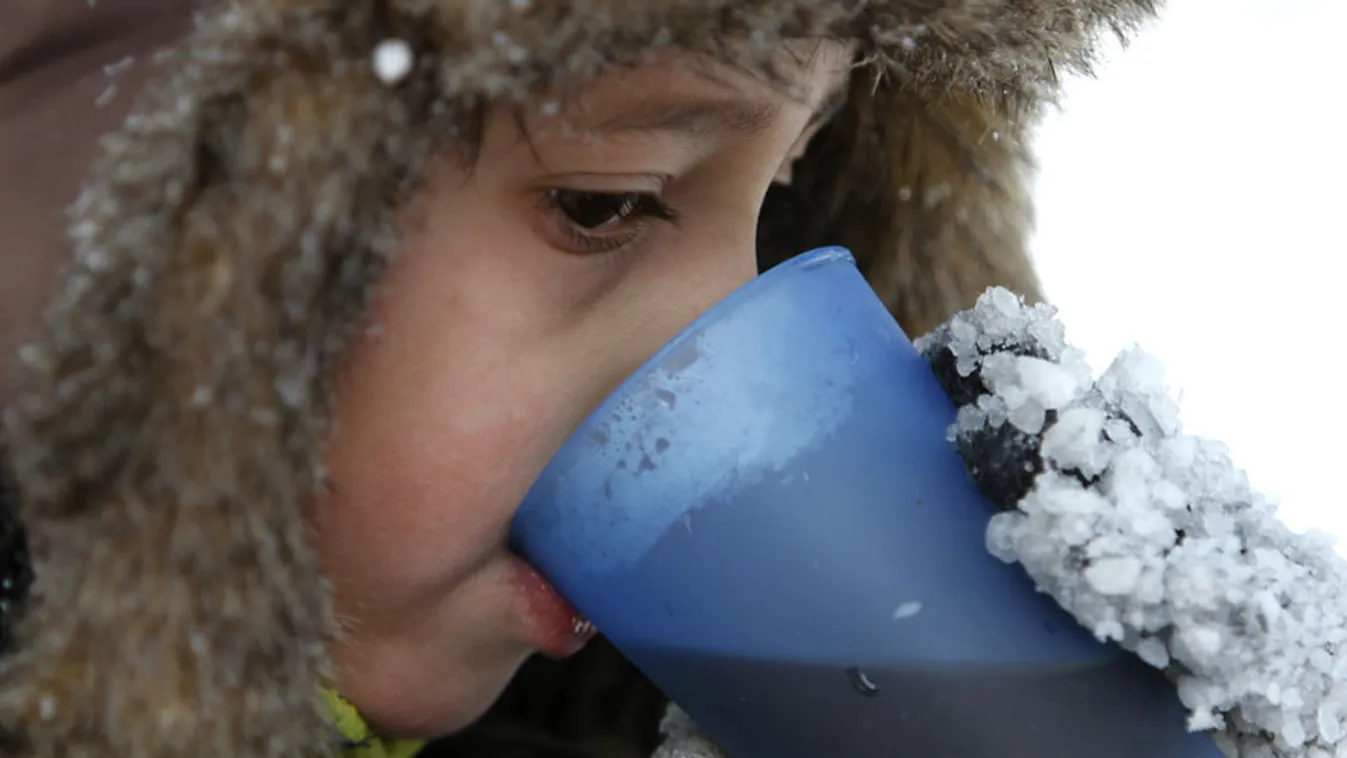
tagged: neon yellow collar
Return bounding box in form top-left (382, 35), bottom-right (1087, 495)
top-left (321, 688), bottom-right (426, 758)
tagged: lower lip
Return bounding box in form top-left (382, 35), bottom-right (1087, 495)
top-left (510, 556), bottom-right (596, 658)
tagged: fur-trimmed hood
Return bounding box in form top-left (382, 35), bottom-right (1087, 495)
top-left (0, 1), bottom-right (1158, 756)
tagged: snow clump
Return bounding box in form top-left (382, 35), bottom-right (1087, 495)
top-left (916, 287), bottom-right (1347, 758)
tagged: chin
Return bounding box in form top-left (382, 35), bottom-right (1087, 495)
top-left (344, 648), bottom-right (536, 740)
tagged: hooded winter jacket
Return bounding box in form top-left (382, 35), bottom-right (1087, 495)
top-left (0, 1), bottom-right (1159, 757)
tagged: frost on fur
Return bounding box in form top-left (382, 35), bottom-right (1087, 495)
top-left (917, 288), bottom-right (1347, 758)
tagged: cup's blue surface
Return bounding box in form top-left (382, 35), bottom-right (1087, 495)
top-left (511, 247), bottom-right (1222, 758)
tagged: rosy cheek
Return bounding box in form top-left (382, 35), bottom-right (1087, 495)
top-left (392, 359), bottom-right (575, 547)
top-left (319, 324), bottom-right (582, 592)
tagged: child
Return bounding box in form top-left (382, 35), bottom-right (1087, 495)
top-left (0, 1), bottom-right (1159, 756)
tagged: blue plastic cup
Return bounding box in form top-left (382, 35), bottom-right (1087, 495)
top-left (511, 247), bottom-right (1222, 758)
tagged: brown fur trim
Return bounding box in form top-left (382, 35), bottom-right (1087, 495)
top-left (0, 0), bottom-right (1160, 755)
top-left (761, 80), bottom-right (1043, 338)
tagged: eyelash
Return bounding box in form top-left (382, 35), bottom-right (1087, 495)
top-left (539, 188), bottom-right (682, 257)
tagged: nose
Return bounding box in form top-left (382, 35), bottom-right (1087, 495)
top-left (627, 237), bottom-right (761, 378)
top-left (510, 234), bottom-right (761, 546)
top-left (567, 234), bottom-right (762, 435)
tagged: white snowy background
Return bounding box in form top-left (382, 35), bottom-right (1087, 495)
top-left (1032, 0), bottom-right (1346, 545)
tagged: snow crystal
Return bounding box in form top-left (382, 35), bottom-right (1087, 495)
top-left (1137, 636), bottom-right (1172, 668)
top-left (190, 386), bottom-right (213, 407)
top-left (1084, 556), bottom-right (1143, 596)
top-left (919, 287), bottom-right (1347, 758)
top-left (372, 39), bottom-right (414, 86)
top-left (94, 85), bottom-right (117, 108)
top-left (103, 56), bottom-right (135, 78)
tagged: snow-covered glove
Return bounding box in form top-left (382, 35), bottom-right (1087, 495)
top-left (916, 288), bottom-right (1347, 758)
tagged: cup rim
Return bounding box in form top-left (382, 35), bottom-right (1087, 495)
top-left (607, 244), bottom-right (854, 397)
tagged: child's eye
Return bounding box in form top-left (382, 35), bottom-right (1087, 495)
top-left (542, 189), bottom-right (681, 256)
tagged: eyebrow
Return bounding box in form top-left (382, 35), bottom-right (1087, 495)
top-left (589, 96), bottom-right (783, 138)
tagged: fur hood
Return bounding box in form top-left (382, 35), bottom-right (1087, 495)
top-left (0, 0), bottom-right (1158, 756)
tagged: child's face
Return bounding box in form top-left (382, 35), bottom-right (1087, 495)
top-left (316, 39), bottom-right (854, 736)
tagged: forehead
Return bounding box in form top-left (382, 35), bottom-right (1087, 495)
top-left (537, 38), bottom-right (855, 134)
